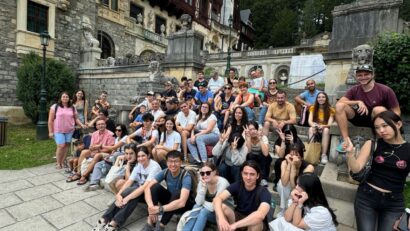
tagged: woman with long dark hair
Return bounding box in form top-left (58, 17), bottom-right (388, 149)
top-left (188, 102), bottom-right (220, 163)
top-left (346, 111), bottom-right (410, 231)
top-left (271, 173), bottom-right (338, 230)
top-left (223, 106), bottom-right (248, 139)
top-left (48, 91), bottom-right (86, 169)
top-left (152, 117), bottom-right (181, 166)
top-left (308, 92), bottom-right (335, 164)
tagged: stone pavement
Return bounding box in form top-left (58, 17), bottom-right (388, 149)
top-left (0, 164), bottom-right (356, 231)
top-left (0, 164), bottom-right (178, 231)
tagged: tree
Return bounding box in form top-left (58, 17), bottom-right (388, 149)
top-left (373, 33), bottom-right (410, 113)
top-left (16, 52), bottom-right (77, 123)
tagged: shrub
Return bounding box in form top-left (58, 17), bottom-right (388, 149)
top-left (373, 33), bottom-right (410, 114)
top-left (16, 52), bottom-right (77, 123)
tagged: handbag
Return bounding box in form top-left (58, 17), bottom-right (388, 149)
top-left (105, 159), bottom-right (125, 184)
top-left (349, 139), bottom-right (377, 183)
top-left (304, 133), bottom-right (322, 165)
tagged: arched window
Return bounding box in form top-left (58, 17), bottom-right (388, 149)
top-left (97, 31), bottom-right (115, 59)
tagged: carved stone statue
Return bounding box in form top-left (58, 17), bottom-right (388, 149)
top-left (346, 44), bottom-right (374, 85)
top-left (137, 13), bottom-right (143, 25)
top-left (160, 24), bottom-right (166, 36)
top-left (148, 60), bottom-right (163, 81)
top-left (180, 14), bottom-right (192, 32)
top-left (107, 57), bottom-right (115, 67)
top-left (82, 25), bottom-right (100, 48)
top-left (147, 10), bottom-right (154, 29)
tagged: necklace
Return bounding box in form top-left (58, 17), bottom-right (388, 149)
top-left (374, 142), bottom-right (407, 169)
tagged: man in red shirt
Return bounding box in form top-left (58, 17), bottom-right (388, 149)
top-left (335, 64), bottom-right (401, 151)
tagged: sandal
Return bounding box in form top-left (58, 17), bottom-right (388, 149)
top-left (66, 174), bottom-right (80, 183)
top-left (77, 178), bottom-right (88, 185)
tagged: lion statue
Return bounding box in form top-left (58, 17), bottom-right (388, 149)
top-left (352, 44), bottom-right (373, 66)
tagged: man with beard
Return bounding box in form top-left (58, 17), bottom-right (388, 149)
top-left (294, 79), bottom-right (321, 126)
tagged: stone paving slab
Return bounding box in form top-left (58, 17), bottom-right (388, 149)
top-left (0, 216), bottom-right (56, 231)
top-left (0, 193), bottom-right (22, 209)
top-left (52, 186), bottom-right (100, 205)
top-left (60, 221), bottom-right (92, 231)
top-left (7, 196), bottom-right (63, 221)
top-left (0, 169), bottom-right (36, 184)
top-left (0, 179), bottom-right (33, 195)
top-left (27, 172), bottom-right (67, 186)
top-left (15, 183), bottom-right (62, 201)
top-left (83, 191), bottom-right (115, 212)
top-left (42, 201), bottom-right (99, 229)
top-left (0, 209), bottom-right (15, 228)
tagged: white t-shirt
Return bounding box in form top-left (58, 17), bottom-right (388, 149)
top-left (151, 129), bottom-right (160, 145)
top-left (208, 77), bottom-right (225, 93)
top-left (129, 160), bottom-right (161, 187)
top-left (115, 135), bottom-right (128, 153)
top-left (251, 77), bottom-right (265, 89)
top-left (304, 206), bottom-right (336, 231)
top-left (131, 127), bottom-right (154, 143)
top-left (195, 114), bottom-right (220, 135)
top-left (176, 110), bottom-right (196, 128)
top-left (150, 109), bottom-right (165, 121)
top-left (160, 130), bottom-right (181, 151)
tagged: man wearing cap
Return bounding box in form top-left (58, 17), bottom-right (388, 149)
top-left (335, 64), bottom-right (401, 151)
top-left (208, 71), bottom-right (226, 94)
top-left (160, 81), bottom-right (177, 107)
top-left (194, 81), bottom-right (213, 105)
top-left (194, 71), bottom-right (208, 88)
top-left (128, 91), bottom-right (155, 121)
top-left (165, 97), bottom-right (180, 118)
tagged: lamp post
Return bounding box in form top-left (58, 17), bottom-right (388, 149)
top-left (37, 31), bottom-right (50, 140)
top-left (225, 15), bottom-right (233, 77)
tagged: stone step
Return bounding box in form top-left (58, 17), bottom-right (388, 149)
top-left (320, 162), bottom-right (358, 203)
top-left (328, 197), bottom-right (357, 230)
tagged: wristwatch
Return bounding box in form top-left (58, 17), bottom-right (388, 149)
top-left (159, 206), bottom-right (164, 214)
top-left (297, 204), bottom-right (303, 209)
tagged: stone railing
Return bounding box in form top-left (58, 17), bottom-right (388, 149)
top-left (207, 47), bottom-right (297, 60)
top-left (97, 53), bottom-right (165, 67)
top-left (126, 20), bottom-right (168, 47)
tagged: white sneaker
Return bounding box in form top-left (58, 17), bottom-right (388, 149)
top-left (321, 154), bottom-right (328, 164)
top-left (260, 179), bottom-right (268, 187)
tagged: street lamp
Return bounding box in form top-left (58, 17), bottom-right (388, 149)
top-left (37, 31), bottom-right (50, 140)
top-left (225, 14), bottom-right (233, 77)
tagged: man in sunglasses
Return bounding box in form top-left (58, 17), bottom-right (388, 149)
top-left (258, 79), bottom-right (279, 126)
top-left (335, 64), bottom-right (400, 152)
top-left (142, 151), bottom-right (194, 231)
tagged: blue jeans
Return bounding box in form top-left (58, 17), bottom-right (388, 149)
top-left (258, 106), bottom-right (268, 125)
top-left (244, 106), bottom-right (255, 121)
top-left (182, 205), bottom-right (216, 231)
top-left (355, 183), bottom-right (404, 231)
top-left (218, 161), bottom-right (241, 183)
top-left (187, 133), bottom-right (219, 162)
top-left (89, 161), bottom-right (112, 185)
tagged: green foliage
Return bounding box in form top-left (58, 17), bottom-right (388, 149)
top-left (373, 33), bottom-right (410, 113)
top-left (16, 52), bottom-right (77, 123)
top-left (400, 0), bottom-right (410, 21)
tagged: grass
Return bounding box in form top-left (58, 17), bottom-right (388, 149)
top-left (0, 124), bottom-right (55, 169)
top-left (405, 182), bottom-right (410, 208)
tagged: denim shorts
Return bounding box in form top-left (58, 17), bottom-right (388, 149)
top-left (54, 132), bottom-right (74, 145)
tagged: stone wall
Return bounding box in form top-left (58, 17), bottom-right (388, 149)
top-left (0, 1), bottom-right (19, 106)
top-left (97, 18), bottom-right (135, 58)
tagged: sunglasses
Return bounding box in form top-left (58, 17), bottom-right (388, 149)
top-left (224, 87), bottom-right (232, 90)
top-left (269, 82), bottom-right (277, 84)
top-left (115, 129), bottom-right (122, 132)
top-left (199, 171), bottom-right (212, 176)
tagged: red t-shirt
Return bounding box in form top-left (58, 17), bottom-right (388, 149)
top-left (345, 83), bottom-right (399, 110)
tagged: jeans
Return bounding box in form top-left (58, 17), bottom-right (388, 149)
top-left (258, 106), bottom-right (268, 125)
top-left (102, 185), bottom-right (144, 227)
top-left (150, 183), bottom-right (194, 225)
top-left (182, 205), bottom-right (216, 231)
top-left (244, 106), bottom-right (255, 121)
top-left (90, 161), bottom-right (112, 185)
top-left (273, 158), bottom-right (284, 186)
top-left (246, 153), bottom-right (272, 180)
top-left (218, 161), bottom-right (241, 183)
top-left (355, 183), bottom-right (404, 231)
top-left (187, 133), bottom-right (219, 162)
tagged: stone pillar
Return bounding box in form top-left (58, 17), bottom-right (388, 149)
top-left (80, 47), bottom-right (102, 69)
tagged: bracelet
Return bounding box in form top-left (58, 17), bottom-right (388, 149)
top-left (297, 204), bottom-right (303, 209)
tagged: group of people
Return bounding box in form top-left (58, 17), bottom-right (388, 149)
top-left (46, 63), bottom-right (408, 231)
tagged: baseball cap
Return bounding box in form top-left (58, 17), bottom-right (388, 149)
top-left (165, 81), bottom-right (172, 86)
top-left (356, 64), bottom-right (373, 73)
top-left (167, 97), bottom-right (179, 104)
top-left (147, 91), bottom-right (154, 96)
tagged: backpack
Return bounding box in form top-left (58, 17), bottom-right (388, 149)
top-left (54, 104), bottom-right (75, 120)
top-left (238, 184), bottom-right (275, 224)
top-left (164, 167), bottom-right (199, 203)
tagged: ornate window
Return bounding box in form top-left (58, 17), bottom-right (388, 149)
top-left (97, 31), bottom-right (115, 59)
top-left (101, 0), bottom-right (117, 11)
top-left (130, 3), bottom-right (143, 23)
top-left (27, 0), bottom-right (48, 33)
top-left (155, 16), bottom-right (166, 35)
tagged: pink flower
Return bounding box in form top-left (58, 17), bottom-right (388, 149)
top-left (375, 156), bottom-right (384, 164)
top-left (396, 160), bottom-right (407, 169)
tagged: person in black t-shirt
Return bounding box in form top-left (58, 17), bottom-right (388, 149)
top-left (214, 160), bottom-right (271, 231)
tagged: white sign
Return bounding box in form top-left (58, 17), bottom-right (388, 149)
top-left (288, 55), bottom-right (326, 89)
